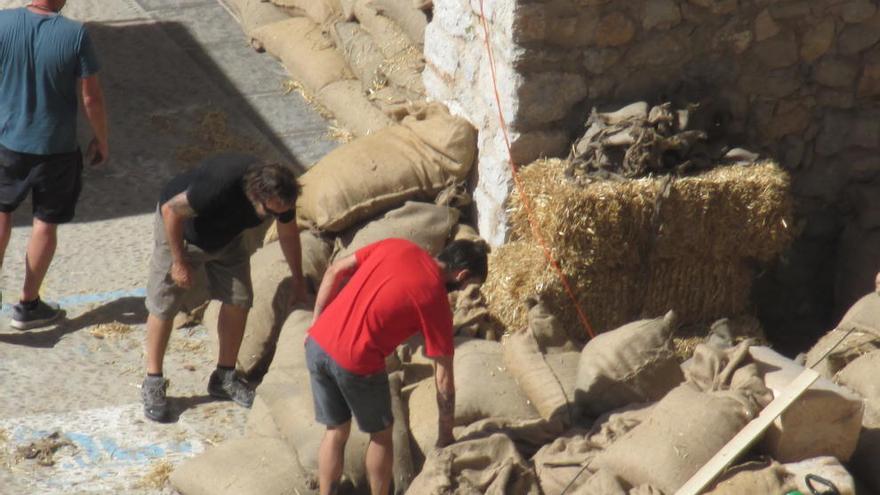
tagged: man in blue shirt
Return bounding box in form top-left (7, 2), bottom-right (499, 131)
top-left (0, 0), bottom-right (109, 329)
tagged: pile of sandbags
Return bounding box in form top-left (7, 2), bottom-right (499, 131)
top-left (224, 0), bottom-right (430, 137)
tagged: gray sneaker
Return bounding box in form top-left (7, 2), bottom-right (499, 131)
top-left (208, 368), bottom-right (254, 408)
top-left (142, 375), bottom-right (169, 422)
top-left (11, 299), bottom-right (62, 330)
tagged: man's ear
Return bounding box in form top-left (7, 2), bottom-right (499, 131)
top-left (454, 269), bottom-right (471, 283)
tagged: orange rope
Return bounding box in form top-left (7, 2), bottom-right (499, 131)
top-left (477, 0), bottom-right (596, 340)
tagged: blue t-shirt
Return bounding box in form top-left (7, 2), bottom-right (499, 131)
top-left (0, 8), bottom-right (101, 155)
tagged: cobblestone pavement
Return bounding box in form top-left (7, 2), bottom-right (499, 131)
top-left (0, 1), bottom-right (335, 493)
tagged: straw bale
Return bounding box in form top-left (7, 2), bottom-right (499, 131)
top-left (483, 241), bottom-right (758, 335)
top-left (509, 158), bottom-right (794, 266)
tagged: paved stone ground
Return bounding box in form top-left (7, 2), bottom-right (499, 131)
top-left (0, 1), bottom-right (336, 493)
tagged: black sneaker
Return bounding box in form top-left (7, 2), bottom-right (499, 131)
top-left (142, 375), bottom-right (169, 422)
top-left (11, 299), bottom-right (62, 330)
top-left (208, 368), bottom-right (254, 408)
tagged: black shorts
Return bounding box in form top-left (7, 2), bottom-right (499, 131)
top-left (0, 144), bottom-right (83, 224)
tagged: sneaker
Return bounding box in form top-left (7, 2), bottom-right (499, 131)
top-left (208, 368), bottom-right (254, 408)
top-left (142, 375), bottom-right (169, 422)
top-left (11, 299), bottom-right (62, 330)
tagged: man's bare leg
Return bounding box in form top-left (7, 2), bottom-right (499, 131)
top-left (21, 218), bottom-right (57, 302)
top-left (217, 303), bottom-right (248, 367)
top-left (319, 421), bottom-right (351, 495)
top-left (145, 313), bottom-right (173, 374)
top-left (366, 426), bottom-right (393, 495)
top-left (0, 212), bottom-right (12, 265)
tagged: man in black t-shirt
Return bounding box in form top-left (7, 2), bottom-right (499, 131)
top-left (141, 153), bottom-right (306, 422)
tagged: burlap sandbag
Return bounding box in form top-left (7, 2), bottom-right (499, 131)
top-left (406, 434), bottom-right (541, 495)
top-left (316, 79), bottom-right (393, 137)
top-left (704, 460), bottom-right (792, 495)
top-left (525, 298), bottom-right (581, 352)
top-left (169, 437), bottom-right (313, 495)
top-left (370, 0), bottom-right (427, 45)
top-left (834, 351), bottom-right (880, 491)
top-left (532, 432), bottom-right (603, 494)
top-left (251, 17), bottom-right (353, 93)
top-left (297, 104), bottom-right (476, 232)
top-left (270, 0), bottom-right (341, 25)
top-left (592, 383), bottom-right (756, 494)
top-left (750, 346), bottom-right (864, 463)
top-left (204, 233), bottom-right (331, 378)
top-left (454, 416), bottom-right (566, 457)
top-left (353, 0), bottom-right (425, 94)
top-left (784, 457), bottom-right (855, 495)
top-left (503, 331), bottom-right (579, 425)
top-left (369, 85), bottom-right (426, 121)
top-left (806, 292), bottom-right (880, 379)
top-left (331, 22), bottom-right (385, 91)
top-left (574, 311), bottom-right (683, 418)
top-left (449, 283), bottom-right (492, 339)
top-left (451, 223), bottom-right (484, 245)
top-left (257, 370), bottom-right (371, 491)
top-left (226, 0), bottom-right (291, 39)
top-left (334, 201), bottom-right (459, 260)
top-left (407, 340), bottom-right (539, 457)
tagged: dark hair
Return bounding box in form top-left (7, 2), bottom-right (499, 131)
top-left (438, 240), bottom-right (489, 282)
top-left (243, 163), bottom-right (300, 205)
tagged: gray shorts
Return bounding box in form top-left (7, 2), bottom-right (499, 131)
top-left (305, 337), bottom-right (393, 434)
top-left (145, 210), bottom-right (253, 320)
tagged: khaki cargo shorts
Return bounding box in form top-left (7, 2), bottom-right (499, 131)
top-left (145, 210), bottom-right (253, 320)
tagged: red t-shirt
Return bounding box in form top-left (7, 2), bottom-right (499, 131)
top-left (309, 238), bottom-right (454, 374)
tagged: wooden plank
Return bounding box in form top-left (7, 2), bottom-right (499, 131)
top-left (675, 368), bottom-right (821, 495)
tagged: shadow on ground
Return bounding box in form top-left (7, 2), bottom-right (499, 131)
top-left (0, 296), bottom-right (147, 347)
top-left (10, 19), bottom-right (302, 228)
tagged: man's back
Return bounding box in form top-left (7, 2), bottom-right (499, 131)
top-left (310, 239), bottom-right (454, 375)
top-left (0, 8), bottom-right (100, 154)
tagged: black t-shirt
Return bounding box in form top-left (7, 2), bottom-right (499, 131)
top-left (159, 153), bottom-right (294, 252)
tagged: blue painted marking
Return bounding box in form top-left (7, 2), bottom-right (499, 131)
top-left (0, 288), bottom-right (145, 314)
top-left (67, 432), bottom-right (103, 462)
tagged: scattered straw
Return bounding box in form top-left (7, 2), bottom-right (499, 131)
top-left (135, 460), bottom-right (174, 490)
top-left (174, 111), bottom-right (265, 165)
top-left (16, 432), bottom-right (75, 467)
top-left (0, 428), bottom-right (8, 445)
top-left (89, 322), bottom-right (134, 339)
top-left (171, 339), bottom-right (205, 354)
top-left (325, 125), bottom-right (354, 143)
top-left (283, 79), bottom-right (334, 120)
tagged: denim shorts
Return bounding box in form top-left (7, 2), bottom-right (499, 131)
top-left (305, 337), bottom-right (393, 434)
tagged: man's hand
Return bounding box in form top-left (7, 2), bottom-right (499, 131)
top-left (86, 137), bottom-right (108, 166)
top-left (171, 260), bottom-right (194, 289)
top-left (289, 284), bottom-right (313, 308)
top-left (875, 271), bottom-right (880, 293)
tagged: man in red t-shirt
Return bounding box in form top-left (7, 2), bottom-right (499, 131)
top-left (307, 238), bottom-right (487, 495)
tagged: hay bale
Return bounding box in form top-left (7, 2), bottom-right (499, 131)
top-left (483, 241), bottom-right (757, 335)
top-left (509, 158), bottom-right (794, 265)
top-left (486, 158), bottom-right (793, 333)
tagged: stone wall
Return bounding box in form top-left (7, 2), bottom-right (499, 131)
top-left (425, 0), bottom-right (880, 347)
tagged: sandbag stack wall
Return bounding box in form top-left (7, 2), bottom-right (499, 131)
top-left (483, 158), bottom-right (794, 335)
top-left (222, 0), bottom-right (431, 139)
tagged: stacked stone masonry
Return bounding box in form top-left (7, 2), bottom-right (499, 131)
top-left (424, 0), bottom-right (880, 343)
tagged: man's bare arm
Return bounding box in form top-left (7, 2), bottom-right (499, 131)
top-left (434, 355), bottom-right (455, 448)
top-left (312, 254), bottom-right (358, 323)
top-left (160, 192), bottom-right (196, 289)
top-left (277, 219), bottom-right (307, 303)
top-left (80, 75), bottom-right (108, 165)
